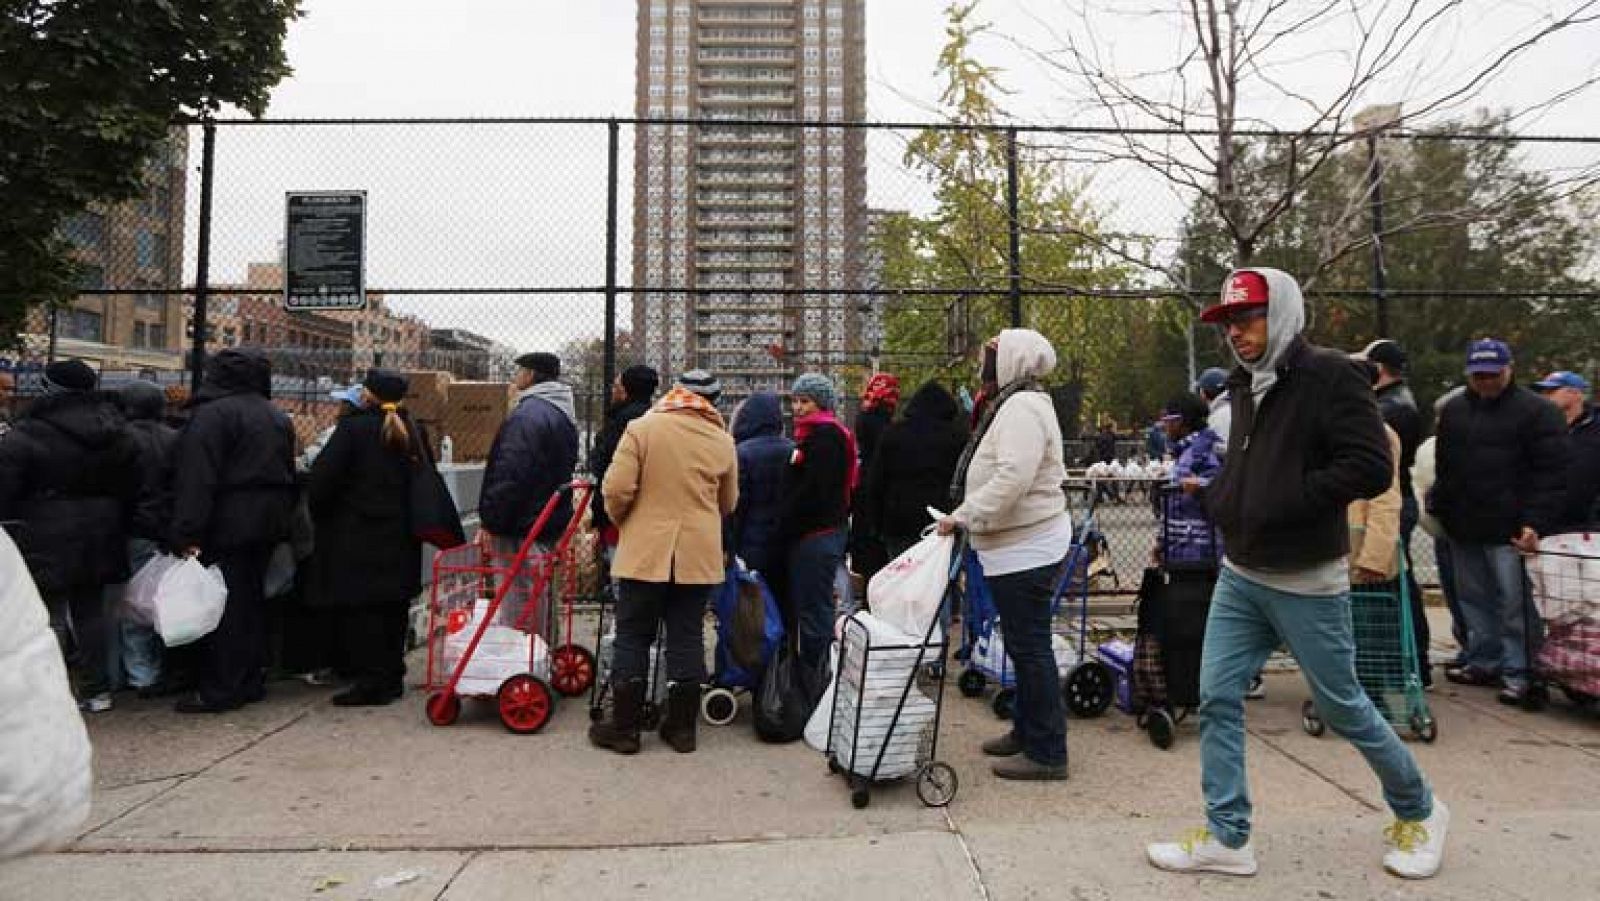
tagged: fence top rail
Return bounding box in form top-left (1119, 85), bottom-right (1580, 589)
top-left (68, 286), bottom-right (1600, 300)
top-left (174, 115), bottom-right (1600, 145)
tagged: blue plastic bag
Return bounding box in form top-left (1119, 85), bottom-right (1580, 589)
top-left (713, 563), bottom-right (785, 690)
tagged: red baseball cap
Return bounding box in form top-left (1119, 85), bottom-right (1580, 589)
top-left (1200, 271), bottom-right (1270, 324)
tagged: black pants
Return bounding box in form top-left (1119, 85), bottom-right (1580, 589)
top-left (199, 545), bottom-right (273, 707)
top-left (47, 584), bottom-right (110, 696)
top-left (615, 579), bottom-right (712, 684)
top-left (337, 604), bottom-right (409, 691)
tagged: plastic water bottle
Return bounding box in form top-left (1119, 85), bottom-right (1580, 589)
top-left (439, 435), bottom-right (454, 468)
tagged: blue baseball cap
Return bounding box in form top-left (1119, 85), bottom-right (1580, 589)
top-left (329, 385), bottom-right (364, 407)
top-left (1533, 371), bottom-right (1590, 393)
top-left (1464, 339), bottom-right (1512, 375)
top-left (1194, 367), bottom-right (1230, 397)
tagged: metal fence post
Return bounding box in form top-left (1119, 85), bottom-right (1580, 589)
top-left (190, 119), bottom-right (217, 394)
top-left (603, 119), bottom-right (620, 399)
top-left (1005, 127), bottom-right (1022, 328)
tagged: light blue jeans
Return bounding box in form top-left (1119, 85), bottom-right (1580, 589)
top-left (1199, 567), bottom-right (1432, 848)
top-left (105, 538), bottom-right (165, 690)
top-left (1447, 540), bottom-right (1540, 688)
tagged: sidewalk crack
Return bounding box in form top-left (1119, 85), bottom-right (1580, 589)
top-left (432, 849), bottom-right (479, 901)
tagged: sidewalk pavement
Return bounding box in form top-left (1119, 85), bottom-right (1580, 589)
top-left (1, 610), bottom-right (1596, 900)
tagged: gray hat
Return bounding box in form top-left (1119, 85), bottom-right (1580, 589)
top-left (677, 369), bottom-right (721, 402)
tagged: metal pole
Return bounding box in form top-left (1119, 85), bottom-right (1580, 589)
top-left (190, 120), bottom-right (217, 394)
top-left (1367, 131), bottom-right (1390, 338)
top-left (1005, 128), bottom-right (1022, 327)
top-left (602, 120), bottom-right (620, 399)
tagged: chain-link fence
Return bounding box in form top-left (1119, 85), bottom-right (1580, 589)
top-left (9, 116), bottom-right (1597, 583)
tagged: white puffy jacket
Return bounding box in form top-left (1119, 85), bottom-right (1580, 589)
top-left (0, 529), bottom-right (92, 859)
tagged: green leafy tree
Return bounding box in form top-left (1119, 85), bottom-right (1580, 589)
top-left (1, 0), bottom-right (303, 348)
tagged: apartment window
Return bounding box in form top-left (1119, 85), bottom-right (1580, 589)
top-left (649, 84), bottom-right (665, 97)
top-left (135, 293), bottom-right (164, 311)
top-left (803, 27), bottom-right (819, 41)
top-left (672, 65), bottom-right (688, 77)
top-left (133, 321), bottom-right (148, 347)
top-left (149, 325), bottom-right (166, 348)
top-left (62, 212), bottom-right (106, 251)
top-left (826, 27), bottom-right (842, 40)
top-left (651, 46), bottom-right (665, 59)
top-left (651, 1), bottom-right (666, 16)
top-left (142, 186), bottom-right (171, 220)
top-left (650, 25), bottom-right (666, 37)
top-left (135, 229), bottom-right (165, 269)
top-left (804, 4), bottom-right (820, 18)
top-left (62, 308), bottom-right (103, 343)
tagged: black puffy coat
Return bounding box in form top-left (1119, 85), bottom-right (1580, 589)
top-left (588, 396), bottom-right (652, 533)
top-left (1201, 337), bottom-right (1392, 570)
top-left (0, 391), bottom-right (140, 594)
top-left (306, 408), bottom-right (426, 609)
top-left (1558, 406), bottom-right (1600, 533)
top-left (860, 382), bottom-right (968, 544)
top-left (730, 392), bottom-right (794, 575)
top-left (1432, 382), bottom-right (1569, 543)
top-left (170, 350), bottom-right (297, 552)
top-left (1375, 381), bottom-right (1425, 499)
top-left (479, 389), bottom-right (579, 543)
top-left (119, 381), bottom-right (180, 542)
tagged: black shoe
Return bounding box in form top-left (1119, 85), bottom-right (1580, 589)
top-left (135, 680), bottom-right (181, 700)
top-left (992, 755), bottom-right (1069, 781)
top-left (981, 732), bottom-right (1024, 757)
top-left (1497, 685), bottom-right (1527, 706)
top-left (1444, 665), bottom-right (1497, 687)
top-left (174, 694), bottom-right (238, 714)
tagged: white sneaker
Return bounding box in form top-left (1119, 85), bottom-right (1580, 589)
top-left (1147, 828), bottom-right (1259, 876)
top-left (1383, 799), bottom-right (1449, 879)
top-left (1245, 675), bottom-right (1267, 700)
top-left (77, 693), bottom-right (113, 714)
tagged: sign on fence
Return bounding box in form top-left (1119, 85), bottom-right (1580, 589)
top-left (284, 191), bottom-right (367, 311)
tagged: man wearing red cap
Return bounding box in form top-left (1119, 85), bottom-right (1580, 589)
top-left (1147, 269), bottom-right (1447, 880)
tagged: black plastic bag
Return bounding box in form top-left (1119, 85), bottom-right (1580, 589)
top-left (754, 639), bottom-right (829, 743)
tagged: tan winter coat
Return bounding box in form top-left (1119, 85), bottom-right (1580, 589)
top-left (603, 403), bottom-right (739, 585)
top-left (1348, 425), bottom-right (1403, 580)
top-left (953, 329), bottom-right (1069, 551)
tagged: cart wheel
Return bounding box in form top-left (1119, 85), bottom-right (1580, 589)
top-left (1147, 707), bottom-right (1176, 750)
top-left (549, 644), bottom-right (596, 697)
top-left (497, 674), bottom-right (553, 735)
top-left (425, 691), bottom-right (460, 727)
top-left (1409, 712), bottom-right (1438, 743)
top-left (1063, 661), bottom-right (1113, 718)
top-left (1522, 683), bottom-right (1549, 713)
top-left (1301, 699), bottom-right (1325, 737)
top-left (992, 688), bottom-right (1016, 720)
top-left (640, 701), bottom-right (662, 731)
top-left (701, 688), bottom-right (739, 726)
top-left (916, 762), bottom-right (959, 808)
top-left (851, 783), bottom-right (871, 810)
top-left (958, 669), bottom-right (986, 698)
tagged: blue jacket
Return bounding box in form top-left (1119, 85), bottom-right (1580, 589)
top-left (1165, 427), bottom-right (1223, 567)
top-left (729, 392), bottom-right (793, 576)
top-left (479, 386), bottom-right (579, 544)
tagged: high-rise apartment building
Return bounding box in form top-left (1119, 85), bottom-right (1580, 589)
top-left (633, 0), bottom-right (867, 399)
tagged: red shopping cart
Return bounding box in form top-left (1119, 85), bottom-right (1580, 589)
top-left (423, 481), bottom-right (598, 733)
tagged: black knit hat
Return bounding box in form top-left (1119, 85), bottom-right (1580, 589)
top-left (620, 364), bottom-right (659, 400)
top-left (43, 359), bottom-right (98, 393)
top-left (362, 368), bottom-right (408, 403)
top-left (514, 352), bottom-right (561, 380)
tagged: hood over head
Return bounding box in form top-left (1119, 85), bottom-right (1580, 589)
top-left (523, 379), bottom-right (578, 426)
top-left (904, 380), bottom-right (960, 424)
top-left (1223, 267), bottom-right (1305, 397)
top-left (25, 391), bottom-right (125, 448)
top-left (995, 328), bottom-right (1057, 388)
top-left (733, 391), bottom-right (784, 442)
top-left (117, 380), bottom-right (167, 421)
top-left (197, 349), bottom-right (272, 402)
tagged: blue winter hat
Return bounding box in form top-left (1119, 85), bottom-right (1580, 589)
top-left (790, 372), bottom-right (837, 410)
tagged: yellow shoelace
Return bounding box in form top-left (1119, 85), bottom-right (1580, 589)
top-left (1384, 820), bottom-right (1428, 853)
top-left (1178, 827), bottom-right (1213, 854)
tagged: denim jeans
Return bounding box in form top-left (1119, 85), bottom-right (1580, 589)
top-left (1433, 536), bottom-right (1468, 653)
top-left (109, 538), bottom-right (165, 689)
top-left (788, 528), bottom-right (847, 672)
top-left (615, 579), bottom-right (712, 684)
top-left (1398, 497), bottom-right (1430, 679)
top-left (1199, 567), bottom-right (1432, 848)
top-left (1447, 539), bottom-right (1540, 687)
top-left (989, 560), bottom-right (1068, 767)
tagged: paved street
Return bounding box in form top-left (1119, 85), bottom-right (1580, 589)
top-left (2, 610), bottom-right (1596, 901)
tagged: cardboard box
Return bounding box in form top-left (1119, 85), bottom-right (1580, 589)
top-left (401, 370), bottom-right (453, 422)
top-left (443, 381), bottom-right (513, 461)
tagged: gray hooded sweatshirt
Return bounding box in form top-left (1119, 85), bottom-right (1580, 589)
top-left (1218, 267), bottom-right (1349, 596)
top-left (520, 380), bottom-right (578, 427)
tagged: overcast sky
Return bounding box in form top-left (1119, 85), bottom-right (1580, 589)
top-left (192, 0), bottom-right (1600, 351)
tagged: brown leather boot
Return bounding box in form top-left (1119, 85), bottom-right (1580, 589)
top-left (589, 678), bottom-right (644, 755)
top-left (658, 681), bottom-right (700, 754)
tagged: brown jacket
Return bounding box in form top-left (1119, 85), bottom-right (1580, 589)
top-left (603, 405), bottom-right (739, 585)
top-left (1348, 426), bottom-right (1403, 580)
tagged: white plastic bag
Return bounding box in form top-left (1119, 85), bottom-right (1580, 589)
top-left (803, 642), bottom-right (841, 752)
top-left (867, 528), bottom-right (955, 639)
top-left (124, 553), bottom-right (181, 627)
top-left (152, 557), bottom-right (228, 647)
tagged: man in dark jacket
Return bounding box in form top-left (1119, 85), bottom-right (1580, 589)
top-left (589, 365), bottom-right (658, 560)
top-left (860, 380), bottom-right (967, 560)
top-left (1352, 339), bottom-right (1431, 688)
top-left (170, 349), bottom-right (297, 713)
top-left (477, 352), bottom-right (579, 629)
top-left (1532, 370), bottom-right (1600, 532)
top-left (1148, 269), bottom-right (1444, 881)
top-left (729, 391), bottom-right (793, 578)
top-left (115, 380), bottom-right (182, 695)
top-left (1432, 340), bottom-right (1567, 705)
top-left (0, 360), bottom-right (141, 712)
